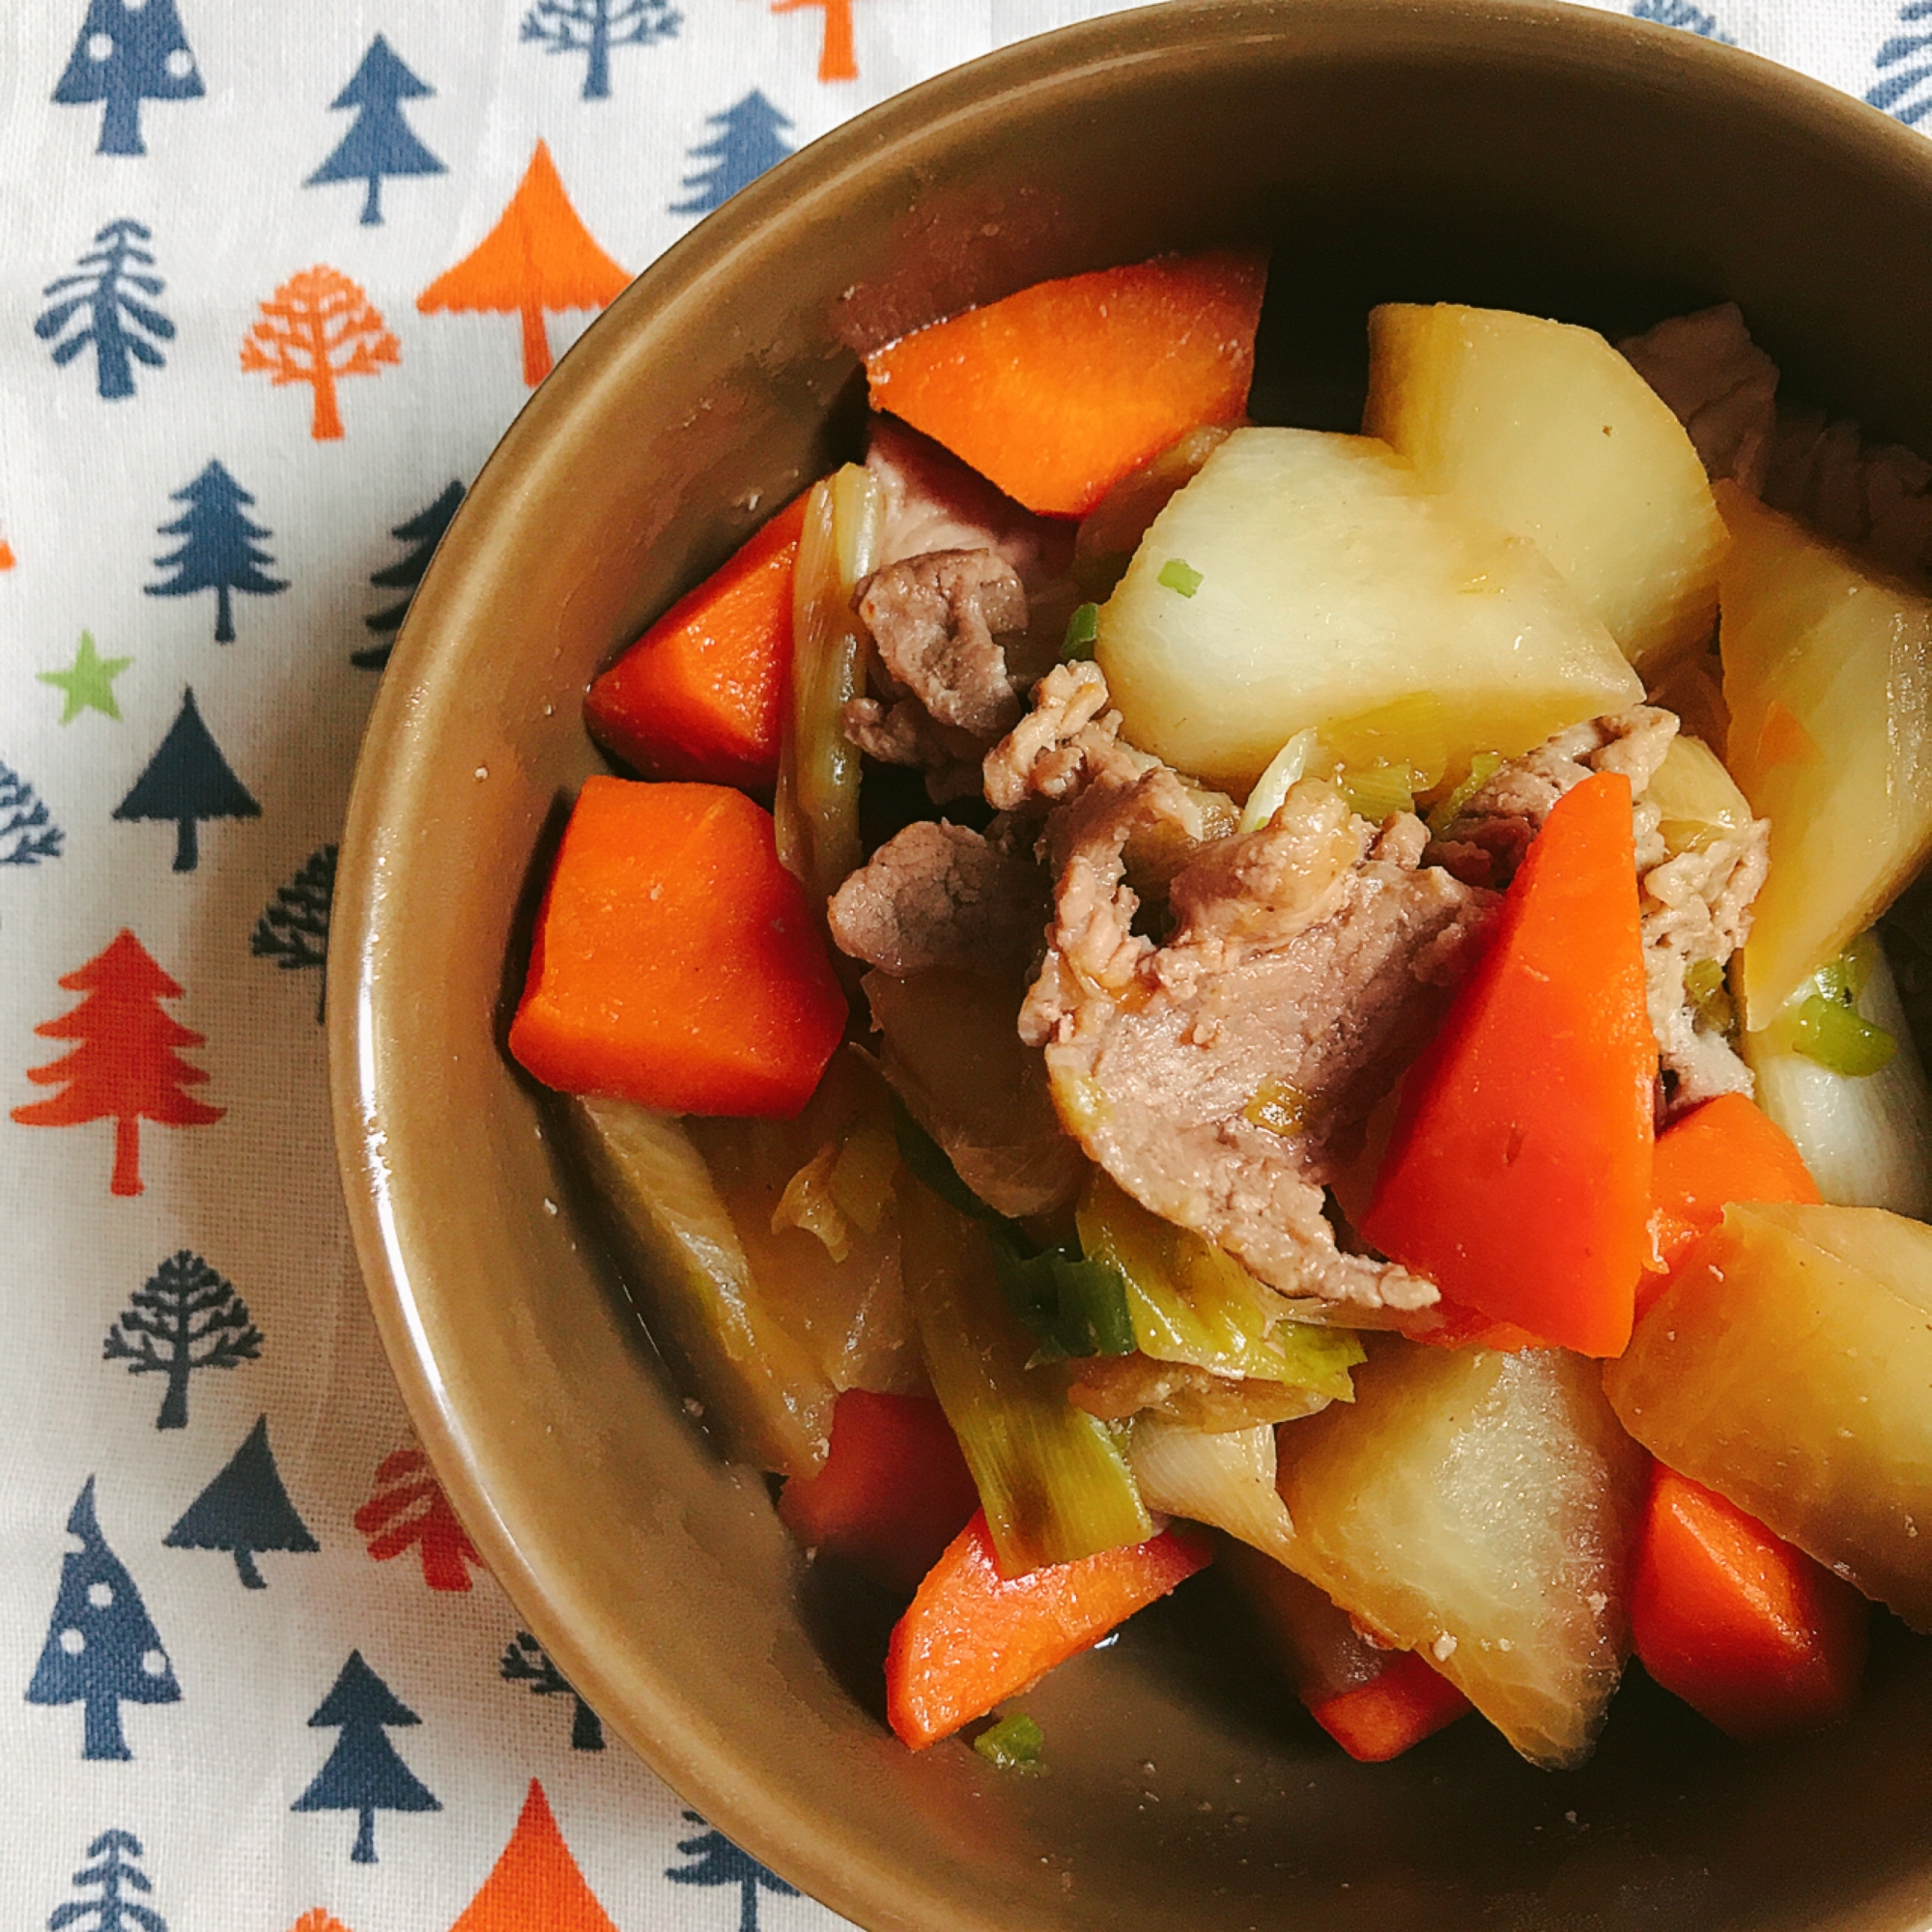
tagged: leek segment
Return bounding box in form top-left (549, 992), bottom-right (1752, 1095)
top-left (1128, 1418), bottom-right (1297, 1566)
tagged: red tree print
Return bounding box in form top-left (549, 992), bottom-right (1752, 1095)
top-left (354, 1447), bottom-right (485, 1591)
top-left (13, 930), bottom-right (221, 1197)
top-left (772, 0), bottom-right (856, 80)
top-left (241, 266), bottom-right (400, 440)
top-left (450, 1780), bottom-right (618, 1932)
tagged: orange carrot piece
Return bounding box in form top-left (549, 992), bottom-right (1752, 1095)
top-left (1637, 1093), bottom-right (1820, 1317)
top-left (584, 493), bottom-right (809, 791)
top-left (1309, 1649), bottom-right (1473, 1763)
top-left (778, 1390), bottom-right (980, 1596)
top-left (885, 1511), bottom-right (1211, 1748)
top-left (507, 776), bottom-right (847, 1117)
top-left (1632, 1463), bottom-right (1868, 1743)
top-left (1361, 773), bottom-right (1657, 1357)
top-left (864, 249), bottom-right (1267, 519)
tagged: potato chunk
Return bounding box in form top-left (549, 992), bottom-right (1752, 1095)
top-left (1094, 428), bottom-right (1643, 792)
top-left (1604, 1200), bottom-right (1932, 1631)
top-left (1276, 1342), bottom-right (1647, 1768)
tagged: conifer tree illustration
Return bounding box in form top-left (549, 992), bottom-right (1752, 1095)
top-left (671, 93), bottom-right (795, 216)
top-left (102, 1249), bottom-right (261, 1430)
top-left (352, 481), bottom-right (465, 669)
top-left (772, 0), bottom-right (857, 81)
top-left (165, 1414), bottom-right (318, 1587)
top-left (1869, 1), bottom-right (1932, 121)
top-left (1629, 0), bottom-right (1733, 37)
top-left (36, 219), bottom-right (174, 402)
top-left (146, 460), bottom-right (287, 643)
top-left (13, 930), bottom-right (221, 1197)
top-left (284, 1914), bottom-right (352, 1932)
top-left (500, 1632), bottom-right (605, 1750)
top-left (52, 0), bottom-right (203, 156)
top-left (354, 1447), bottom-right (485, 1591)
top-left (252, 844), bottom-right (336, 1020)
top-left (27, 1478), bottom-right (181, 1760)
top-left (667, 1812), bottom-right (800, 1932)
top-left (241, 267), bottom-right (400, 440)
top-left (520, 0), bottom-right (680, 101)
top-left (447, 1779), bottom-right (619, 1932)
top-left (45, 1828), bottom-right (167, 1932)
top-left (292, 1651), bottom-right (440, 1864)
top-left (306, 35), bottom-right (445, 226)
top-left (0, 761), bottom-right (64, 866)
top-left (114, 687), bottom-right (259, 873)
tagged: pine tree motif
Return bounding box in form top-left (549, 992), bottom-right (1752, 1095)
top-left (284, 1914), bottom-right (353, 1932)
top-left (114, 687), bottom-right (260, 873)
top-left (27, 1479), bottom-right (181, 1761)
top-left (352, 483), bottom-right (465, 670)
top-left (165, 1414), bottom-right (319, 1587)
top-left (102, 1249), bottom-right (261, 1430)
top-left (252, 844), bottom-right (337, 1022)
top-left (241, 267), bottom-right (400, 441)
top-left (448, 1780), bottom-right (619, 1932)
top-left (0, 761), bottom-right (64, 866)
top-left (1629, 0), bottom-right (1735, 38)
top-left (1869, 1), bottom-right (1932, 122)
top-left (13, 929), bottom-right (221, 1197)
top-left (146, 460), bottom-right (287, 643)
top-left (772, 0), bottom-right (856, 82)
top-left (416, 141), bottom-right (629, 386)
top-left (292, 1651), bottom-right (440, 1864)
top-left (670, 93), bottom-right (795, 217)
top-left (499, 1632), bottom-right (605, 1750)
top-left (36, 219), bottom-right (174, 402)
top-left (354, 1447), bottom-right (485, 1591)
top-left (45, 1828), bottom-right (167, 1932)
top-left (306, 36), bottom-right (445, 226)
top-left (52, 0), bottom-right (203, 156)
top-left (520, 0), bottom-right (680, 102)
top-left (666, 1812), bottom-right (800, 1932)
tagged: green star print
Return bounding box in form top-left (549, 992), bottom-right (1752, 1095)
top-left (40, 632), bottom-right (132, 723)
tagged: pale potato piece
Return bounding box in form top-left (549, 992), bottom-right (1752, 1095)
top-left (1366, 302), bottom-right (1726, 675)
top-left (1276, 1342), bottom-right (1646, 1769)
top-left (1604, 1200), bottom-right (1932, 1631)
top-left (1095, 428), bottom-right (1642, 792)
top-left (1718, 482), bottom-right (1932, 1023)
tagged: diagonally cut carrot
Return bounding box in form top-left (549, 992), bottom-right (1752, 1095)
top-left (1310, 1649), bottom-right (1473, 1763)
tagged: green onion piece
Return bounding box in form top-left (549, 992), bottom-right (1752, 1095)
top-left (1337, 763), bottom-right (1415, 823)
top-left (1244, 1077), bottom-right (1312, 1136)
top-left (1815, 932), bottom-right (1880, 1008)
top-left (973, 1713), bottom-right (1045, 1769)
top-left (1424, 751), bottom-right (1504, 838)
top-left (1061, 602), bottom-right (1100, 662)
top-left (1156, 557), bottom-right (1204, 598)
top-left (1794, 993), bottom-right (1898, 1077)
top-left (1683, 956), bottom-right (1736, 1038)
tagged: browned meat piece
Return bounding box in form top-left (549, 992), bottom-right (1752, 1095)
top-left (1024, 777), bottom-right (1500, 1310)
top-left (855, 549), bottom-right (1030, 740)
top-left (1620, 303), bottom-right (1778, 495)
top-left (828, 819), bottom-right (1048, 980)
top-left (839, 696), bottom-right (983, 802)
top-left (982, 660), bottom-right (1157, 812)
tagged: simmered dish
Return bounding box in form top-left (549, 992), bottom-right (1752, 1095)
top-left (508, 250), bottom-right (1932, 1770)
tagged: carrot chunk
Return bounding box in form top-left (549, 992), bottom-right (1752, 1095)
top-left (1309, 1649), bottom-right (1473, 1764)
top-left (864, 249), bottom-right (1267, 519)
top-left (778, 1390), bottom-right (980, 1596)
top-left (584, 493), bottom-right (808, 790)
top-left (1361, 772), bottom-right (1657, 1357)
top-left (885, 1511), bottom-right (1211, 1748)
top-left (1632, 1463), bottom-right (1868, 1742)
top-left (507, 776), bottom-right (846, 1117)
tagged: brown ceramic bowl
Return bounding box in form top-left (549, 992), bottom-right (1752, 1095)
top-left (331, 5), bottom-right (1932, 1927)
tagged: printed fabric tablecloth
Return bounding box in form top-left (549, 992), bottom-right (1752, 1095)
top-left (0, 0), bottom-right (1923, 1925)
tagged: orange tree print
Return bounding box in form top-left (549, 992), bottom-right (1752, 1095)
top-left (773, 0), bottom-right (856, 80)
top-left (354, 1447), bottom-right (484, 1590)
top-left (14, 929), bottom-right (221, 1197)
top-left (241, 266), bottom-right (399, 440)
top-left (416, 140), bottom-right (627, 386)
top-left (449, 1779), bottom-right (619, 1932)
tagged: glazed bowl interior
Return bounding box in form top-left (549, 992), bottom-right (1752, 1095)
top-left (331, 6), bottom-right (1932, 1929)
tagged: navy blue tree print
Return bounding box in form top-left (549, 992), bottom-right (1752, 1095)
top-left (36, 220), bottom-right (173, 402)
top-left (306, 36), bottom-right (445, 227)
top-left (500, 1632), bottom-right (605, 1749)
top-left (0, 763), bottom-right (64, 866)
top-left (670, 92), bottom-right (794, 216)
top-left (46, 1830), bottom-right (166, 1932)
top-left (667, 1813), bottom-right (799, 1932)
top-left (522, 0), bottom-right (681, 101)
top-left (103, 1249), bottom-right (261, 1431)
top-left (113, 688), bottom-right (259, 873)
top-left (1629, 0), bottom-right (1735, 39)
top-left (165, 1415), bottom-right (318, 1588)
top-left (146, 460), bottom-right (286, 643)
top-left (52, 0), bottom-right (203, 156)
top-left (27, 1478), bottom-right (181, 1761)
top-left (353, 481), bottom-right (465, 670)
top-left (293, 1651), bottom-right (440, 1863)
top-left (1870, 3), bottom-right (1932, 123)
top-left (252, 845), bottom-right (336, 1021)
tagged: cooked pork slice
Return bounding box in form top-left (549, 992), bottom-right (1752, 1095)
top-left (982, 660), bottom-right (1157, 812)
top-left (1024, 777), bottom-right (1501, 1310)
top-left (1620, 302), bottom-right (1779, 495)
top-left (839, 696), bottom-right (983, 802)
top-left (828, 819), bottom-right (1048, 980)
top-left (855, 549), bottom-right (1030, 740)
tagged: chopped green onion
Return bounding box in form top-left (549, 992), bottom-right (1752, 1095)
top-left (1337, 763), bottom-right (1415, 823)
top-left (1425, 751), bottom-right (1504, 838)
top-left (1684, 956), bottom-right (1736, 1038)
top-left (973, 1713), bottom-right (1045, 1769)
top-left (1815, 932), bottom-right (1880, 1008)
top-left (1795, 993), bottom-right (1898, 1077)
top-left (1061, 602), bottom-right (1100, 661)
top-left (1156, 557), bottom-right (1204, 598)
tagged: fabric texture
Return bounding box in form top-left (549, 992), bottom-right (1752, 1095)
top-left (0, 0), bottom-right (1922, 1924)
